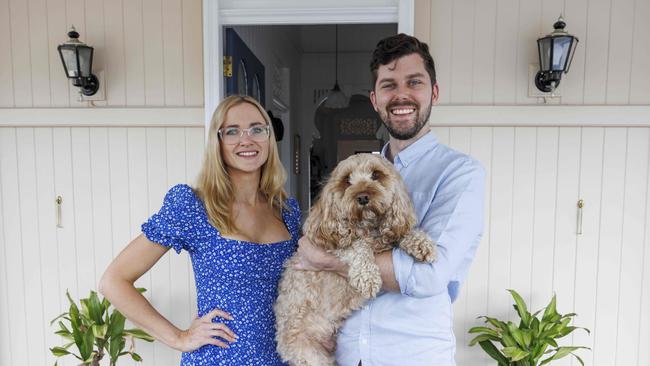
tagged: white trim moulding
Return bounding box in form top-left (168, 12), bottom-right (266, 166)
top-left (0, 107), bottom-right (204, 127)
top-left (1, 106), bottom-right (649, 127)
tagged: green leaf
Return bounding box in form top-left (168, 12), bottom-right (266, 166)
top-left (503, 346), bottom-right (530, 362)
top-left (501, 332), bottom-right (517, 348)
top-left (469, 333), bottom-right (502, 346)
top-left (131, 352), bottom-right (143, 362)
top-left (79, 325), bottom-right (94, 361)
top-left (87, 291), bottom-right (105, 325)
top-left (92, 324), bottom-right (108, 339)
top-left (541, 346), bottom-right (590, 364)
top-left (480, 316), bottom-right (508, 332)
top-left (478, 340), bottom-right (510, 365)
top-left (108, 309), bottom-right (126, 338)
top-left (123, 328), bottom-right (155, 342)
top-left (50, 347), bottom-right (72, 357)
top-left (50, 311), bottom-right (69, 326)
top-left (508, 289), bottom-right (531, 326)
top-left (469, 326), bottom-right (499, 336)
top-left (507, 323), bottom-right (527, 348)
top-left (542, 293), bottom-right (558, 321)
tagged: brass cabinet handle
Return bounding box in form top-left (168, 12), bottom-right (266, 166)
top-left (576, 199), bottom-right (584, 235)
top-left (56, 195), bottom-right (63, 228)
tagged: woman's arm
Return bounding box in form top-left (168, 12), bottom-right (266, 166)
top-left (99, 234), bottom-right (237, 351)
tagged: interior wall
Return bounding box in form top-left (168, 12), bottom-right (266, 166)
top-left (229, 25), bottom-right (303, 199)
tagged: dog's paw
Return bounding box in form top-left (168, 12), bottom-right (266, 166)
top-left (402, 230), bottom-right (437, 263)
top-left (349, 268), bottom-right (382, 298)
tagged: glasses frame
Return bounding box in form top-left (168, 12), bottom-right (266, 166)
top-left (217, 124), bottom-right (271, 144)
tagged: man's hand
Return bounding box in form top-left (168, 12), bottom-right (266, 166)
top-left (292, 236), bottom-right (348, 277)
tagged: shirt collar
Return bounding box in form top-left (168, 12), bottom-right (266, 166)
top-left (381, 130), bottom-right (438, 168)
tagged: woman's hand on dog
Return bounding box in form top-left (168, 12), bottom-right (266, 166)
top-left (293, 237), bottom-right (348, 277)
top-left (173, 308), bottom-right (238, 352)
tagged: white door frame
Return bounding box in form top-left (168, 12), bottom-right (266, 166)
top-left (202, 0), bottom-right (415, 134)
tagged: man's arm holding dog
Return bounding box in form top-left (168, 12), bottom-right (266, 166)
top-left (294, 161), bottom-right (485, 297)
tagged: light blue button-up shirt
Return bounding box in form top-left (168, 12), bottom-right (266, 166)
top-left (335, 131), bottom-right (485, 366)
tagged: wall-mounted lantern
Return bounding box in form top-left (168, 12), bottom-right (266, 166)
top-left (57, 26), bottom-right (100, 97)
top-left (535, 16), bottom-right (579, 93)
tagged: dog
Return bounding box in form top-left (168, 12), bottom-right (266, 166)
top-left (274, 153), bottom-right (436, 366)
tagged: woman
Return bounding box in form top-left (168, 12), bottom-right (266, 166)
top-left (99, 95), bottom-right (299, 365)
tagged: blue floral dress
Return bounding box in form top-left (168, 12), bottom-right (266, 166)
top-left (141, 184), bottom-right (300, 365)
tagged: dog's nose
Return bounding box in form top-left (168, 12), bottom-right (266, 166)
top-left (357, 194), bottom-right (370, 205)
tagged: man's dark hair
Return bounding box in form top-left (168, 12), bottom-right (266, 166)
top-left (370, 33), bottom-right (436, 88)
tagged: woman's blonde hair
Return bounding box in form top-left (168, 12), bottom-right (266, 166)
top-left (195, 95), bottom-right (287, 234)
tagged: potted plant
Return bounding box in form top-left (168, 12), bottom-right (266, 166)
top-left (50, 288), bottom-right (155, 366)
top-left (469, 289), bottom-right (590, 365)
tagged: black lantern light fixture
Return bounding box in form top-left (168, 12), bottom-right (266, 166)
top-left (535, 15), bottom-right (579, 93)
top-left (58, 26), bottom-right (100, 97)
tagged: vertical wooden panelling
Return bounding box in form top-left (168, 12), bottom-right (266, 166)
top-left (71, 128), bottom-right (97, 293)
top-left (0, 158), bottom-right (12, 366)
top-left (65, 0), bottom-right (86, 105)
top-left (162, 0), bottom-right (185, 106)
top-left (428, 0), bottom-right (453, 104)
top-left (46, 0), bottom-right (70, 107)
top-left (615, 128), bottom-right (649, 365)
top-left (592, 128), bottom-right (627, 366)
top-left (515, 0), bottom-right (542, 104)
top-left (89, 129), bottom-right (114, 290)
top-left (640, 164), bottom-right (650, 366)
top-left (447, 127), bottom-right (473, 365)
top-left (0, 128), bottom-right (29, 365)
top-left (486, 128), bottom-right (514, 322)
top-left (583, 0), bottom-right (612, 104)
top-left (606, 0), bottom-right (635, 104)
top-left (166, 128), bottom-right (190, 365)
top-left (551, 127), bottom-right (581, 366)
top-left (142, 0), bottom-right (165, 105)
top-left (449, 0), bottom-right (475, 104)
top-left (146, 128), bottom-right (174, 366)
top-left (573, 127), bottom-right (605, 366)
top-left (413, 0), bottom-right (431, 45)
top-left (124, 0), bottom-right (147, 105)
top-left (530, 128), bottom-right (559, 310)
top-left (492, 0), bottom-right (519, 104)
top-left (185, 128), bottom-right (204, 315)
top-left (16, 128), bottom-right (47, 366)
top-left (629, 0), bottom-right (650, 104)
top-left (34, 128), bottom-right (62, 366)
top-left (107, 128), bottom-right (131, 265)
top-left (53, 128), bottom-right (79, 300)
top-left (431, 127), bottom-right (450, 145)
top-left (126, 127), bottom-right (155, 364)
top-left (182, 0), bottom-right (203, 106)
top-left (0, 0), bottom-right (15, 106)
top-left (464, 127), bottom-right (492, 365)
top-left (560, 0), bottom-right (589, 104)
top-left (509, 127), bottom-right (536, 308)
top-left (9, 0), bottom-right (33, 106)
top-left (28, 0), bottom-right (51, 106)
top-left (471, 0), bottom-right (496, 104)
top-left (103, 0), bottom-right (126, 106)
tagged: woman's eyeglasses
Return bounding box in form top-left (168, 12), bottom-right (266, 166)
top-left (218, 125), bottom-right (271, 144)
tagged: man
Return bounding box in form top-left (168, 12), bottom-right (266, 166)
top-left (295, 33), bottom-right (485, 365)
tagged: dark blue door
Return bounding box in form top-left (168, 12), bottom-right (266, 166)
top-left (224, 28), bottom-right (265, 107)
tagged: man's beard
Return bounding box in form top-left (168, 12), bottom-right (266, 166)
top-left (380, 101), bottom-right (432, 140)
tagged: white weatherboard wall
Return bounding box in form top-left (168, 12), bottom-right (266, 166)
top-left (0, 127), bottom-right (204, 366)
top-left (436, 126), bottom-right (650, 366)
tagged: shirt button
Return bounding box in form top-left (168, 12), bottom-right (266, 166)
top-left (363, 305), bottom-right (369, 310)
top-left (361, 339), bottom-right (368, 345)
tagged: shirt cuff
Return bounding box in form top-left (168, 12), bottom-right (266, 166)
top-left (392, 247), bottom-right (417, 296)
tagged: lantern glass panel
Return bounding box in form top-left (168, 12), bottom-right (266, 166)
top-left (60, 46), bottom-right (79, 77)
top-left (77, 46), bottom-right (93, 77)
top-left (538, 37), bottom-right (551, 71)
top-left (552, 36), bottom-right (572, 71)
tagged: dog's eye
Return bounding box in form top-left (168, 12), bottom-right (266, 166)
top-left (371, 171), bottom-right (380, 180)
top-left (345, 176), bottom-right (351, 185)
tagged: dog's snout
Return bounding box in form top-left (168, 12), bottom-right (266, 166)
top-left (357, 194), bottom-right (370, 205)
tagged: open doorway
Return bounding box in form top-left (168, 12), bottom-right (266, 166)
top-left (223, 24), bottom-right (397, 209)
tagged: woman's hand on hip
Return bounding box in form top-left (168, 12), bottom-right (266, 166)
top-left (174, 308), bottom-right (238, 352)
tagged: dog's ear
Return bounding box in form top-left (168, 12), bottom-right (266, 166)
top-left (379, 176), bottom-right (416, 244)
top-left (303, 179), bottom-right (349, 251)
